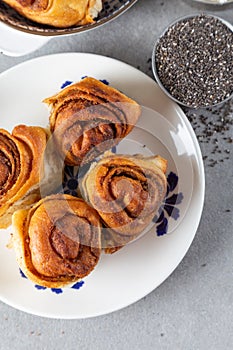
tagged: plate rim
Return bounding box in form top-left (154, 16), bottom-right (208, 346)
top-left (0, 52), bottom-right (205, 319)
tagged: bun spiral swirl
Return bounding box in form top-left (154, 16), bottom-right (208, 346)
top-left (12, 194), bottom-right (102, 288)
top-left (44, 77), bottom-right (141, 166)
top-left (0, 125), bottom-right (47, 228)
top-left (80, 152), bottom-right (167, 253)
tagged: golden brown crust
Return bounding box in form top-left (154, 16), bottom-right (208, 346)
top-left (44, 77), bottom-right (141, 166)
top-left (80, 152), bottom-right (167, 253)
top-left (12, 194), bottom-right (102, 288)
top-left (2, 0), bottom-right (103, 28)
top-left (0, 125), bottom-right (47, 228)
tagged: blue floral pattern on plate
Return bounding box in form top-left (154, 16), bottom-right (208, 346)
top-left (19, 269), bottom-right (84, 294)
top-left (61, 80), bottom-right (73, 89)
top-left (61, 78), bottom-right (109, 90)
top-left (153, 172), bottom-right (184, 236)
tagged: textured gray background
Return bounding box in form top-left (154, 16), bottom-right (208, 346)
top-left (0, 0), bottom-right (233, 349)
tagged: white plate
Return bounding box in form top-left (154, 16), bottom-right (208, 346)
top-left (0, 53), bottom-right (205, 319)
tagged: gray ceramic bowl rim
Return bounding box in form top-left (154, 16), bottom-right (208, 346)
top-left (151, 13), bottom-right (233, 109)
top-left (0, 0), bottom-right (138, 36)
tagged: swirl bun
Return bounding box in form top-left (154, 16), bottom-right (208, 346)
top-left (0, 125), bottom-right (48, 228)
top-left (12, 194), bottom-right (102, 288)
top-left (44, 77), bottom-right (141, 166)
top-left (2, 0), bottom-right (103, 27)
top-left (80, 152), bottom-right (167, 253)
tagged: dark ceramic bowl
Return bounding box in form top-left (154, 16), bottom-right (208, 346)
top-left (0, 0), bottom-right (137, 36)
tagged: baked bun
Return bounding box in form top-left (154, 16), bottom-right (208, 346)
top-left (2, 0), bottom-right (103, 28)
top-left (44, 77), bottom-right (141, 166)
top-left (12, 194), bottom-right (102, 288)
top-left (0, 125), bottom-right (48, 229)
top-left (80, 152), bottom-right (167, 253)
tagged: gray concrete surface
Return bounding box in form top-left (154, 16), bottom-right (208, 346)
top-left (0, 0), bottom-right (232, 349)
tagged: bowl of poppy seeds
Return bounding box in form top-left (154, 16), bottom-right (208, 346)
top-left (152, 14), bottom-right (233, 108)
